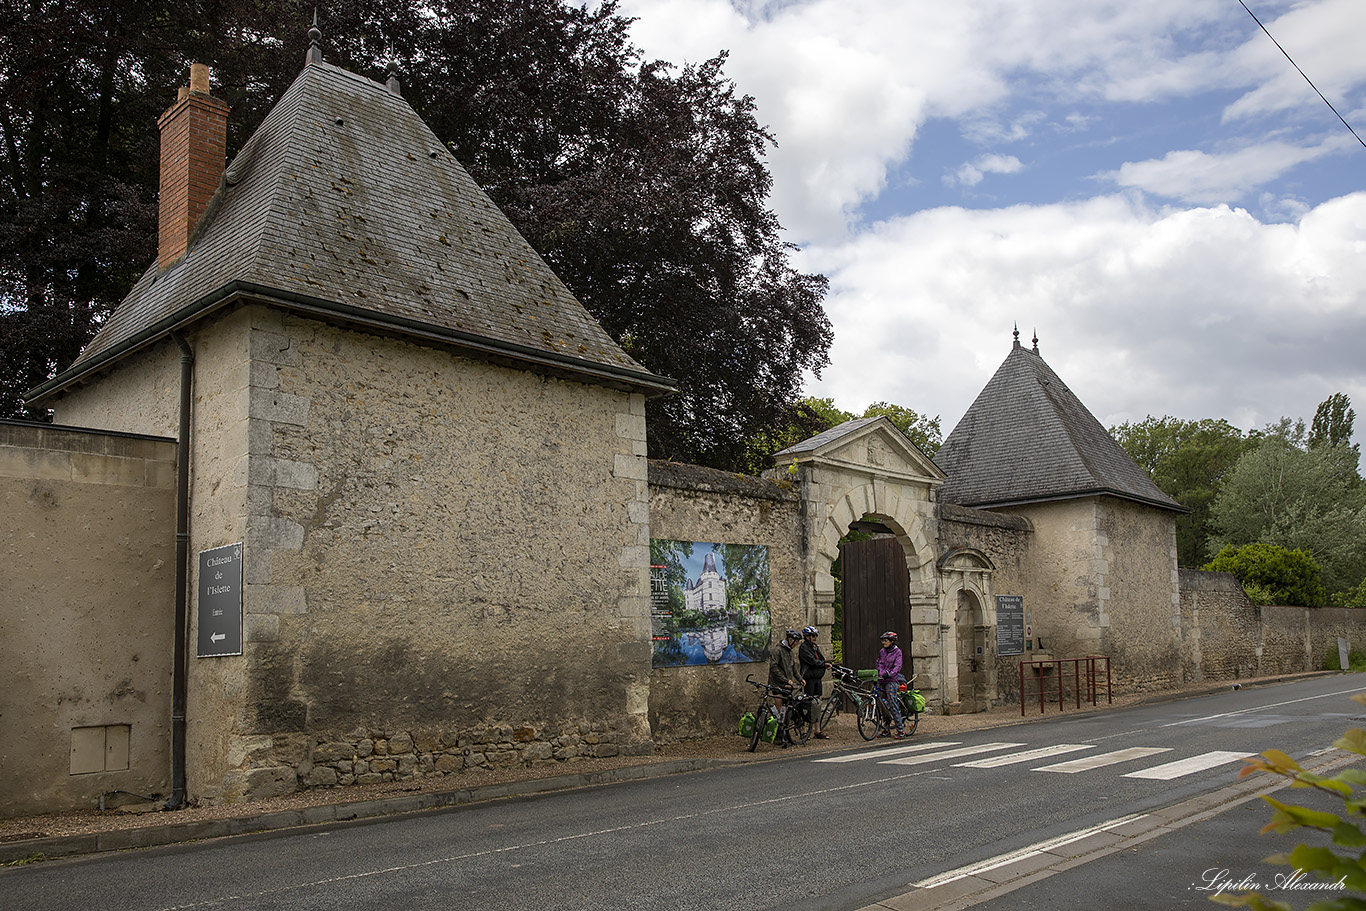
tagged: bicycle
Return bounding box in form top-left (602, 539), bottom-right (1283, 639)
top-left (744, 675), bottom-right (815, 751)
top-left (815, 664), bottom-right (876, 736)
top-left (857, 672), bottom-right (925, 741)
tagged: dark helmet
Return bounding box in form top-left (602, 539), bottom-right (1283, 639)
top-left (880, 630), bottom-right (899, 642)
top-left (802, 626), bottom-right (818, 637)
top-left (785, 629), bottom-right (801, 641)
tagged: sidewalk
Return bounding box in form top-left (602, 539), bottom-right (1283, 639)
top-left (0, 672), bottom-right (1336, 866)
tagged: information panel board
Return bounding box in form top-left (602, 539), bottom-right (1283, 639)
top-left (995, 594), bottom-right (1025, 656)
top-left (650, 539), bottom-right (770, 668)
top-left (197, 543), bottom-right (243, 658)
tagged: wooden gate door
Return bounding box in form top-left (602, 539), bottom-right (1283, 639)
top-left (840, 537), bottom-right (910, 674)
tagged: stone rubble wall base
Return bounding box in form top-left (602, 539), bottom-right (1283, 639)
top-left (218, 722), bottom-right (654, 804)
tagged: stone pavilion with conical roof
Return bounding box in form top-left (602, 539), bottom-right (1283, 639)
top-left (934, 330), bottom-right (1187, 691)
top-left (30, 33), bottom-right (673, 804)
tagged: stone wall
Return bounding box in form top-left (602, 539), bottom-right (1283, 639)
top-left (991, 497), bottom-right (1181, 696)
top-left (0, 421), bottom-right (177, 816)
top-left (646, 461), bottom-right (803, 742)
top-left (1179, 569), bottom-right (1366, 681)
top-left (53, 304), bottom-right (655, 804)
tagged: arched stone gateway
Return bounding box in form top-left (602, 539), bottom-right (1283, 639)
top-left (766, 416), bottom-right (989, 713)
top-left (937, 547), bottom-right (997, 712)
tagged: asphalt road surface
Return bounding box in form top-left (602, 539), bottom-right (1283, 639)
top-left (4, 675), bottom-right (1363, 911)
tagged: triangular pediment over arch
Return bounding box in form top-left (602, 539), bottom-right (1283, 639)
top-left (774, 416), bottom-right (946, 485)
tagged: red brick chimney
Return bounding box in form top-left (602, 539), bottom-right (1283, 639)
top-left (157, 63), bottom-right (229, 269)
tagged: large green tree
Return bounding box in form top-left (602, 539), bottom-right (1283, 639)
top-left (1208, 398), bottom-right (1366, 601)
top-left (0, 0), bottom-right (831, 471)
top-left (739, 396), bottom-right (942, 475)
top-left (1110, 415), bottom-right (1253, 564)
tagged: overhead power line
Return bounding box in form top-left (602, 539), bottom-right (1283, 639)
top-left (1237, 0), bottom-right (1366, 150)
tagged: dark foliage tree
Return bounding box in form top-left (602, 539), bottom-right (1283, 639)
top-left (0, 0), bottom-right (831, 471)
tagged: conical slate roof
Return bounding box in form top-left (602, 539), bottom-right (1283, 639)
top-left (933, 338), bottom-right (1182, 512)
top-left (32, 57), bottom-right (673, 401)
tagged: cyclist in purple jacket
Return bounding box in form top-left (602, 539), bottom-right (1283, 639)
top-left (876, 631), bottom-right (905, 738)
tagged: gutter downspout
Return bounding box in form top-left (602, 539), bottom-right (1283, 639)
top-left (167, 331), bottom-right (193, 810)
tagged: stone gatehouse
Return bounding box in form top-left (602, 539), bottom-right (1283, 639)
top-left (7, 45), bottom-right (1365, 818)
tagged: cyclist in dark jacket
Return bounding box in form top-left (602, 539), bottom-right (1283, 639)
top-left (799, 626), bottom-right (829, 739)
top-left (769, 629), bottom-right (802, 744)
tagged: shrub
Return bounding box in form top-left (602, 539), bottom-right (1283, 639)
top-left (1204, 542), bottom-right (1327, 607)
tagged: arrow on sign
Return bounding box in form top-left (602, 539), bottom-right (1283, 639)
top-left (210, 632), bottom-right (226, 644)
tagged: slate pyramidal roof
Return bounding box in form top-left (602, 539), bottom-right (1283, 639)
top-left (31, 57), bottom-right (675, 402)
top-left (932, 337), bottom-right (1184, 513)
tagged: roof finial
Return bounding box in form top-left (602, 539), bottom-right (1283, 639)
top-left (386, 59), bottom-right (402, 96)
top-left (307, 9), bottom-right (323, 65)
top-left (1012, 323), bottom-right (1021, 348)
top-left (1032, 329), bottom-right (1039, 355)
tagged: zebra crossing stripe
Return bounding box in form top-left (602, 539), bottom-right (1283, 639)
top-left (814, 741), bottom-right (961, 763)
top-left (955, 743), bottom-right (1094, 768)
top-left (1034, 746), bottom-right (1172, 773)
top-left (880, 742), bottom-right (1025, 766)
top-left (1122, 750), bottom-right (1252, 780)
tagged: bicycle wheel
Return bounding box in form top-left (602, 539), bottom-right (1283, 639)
top-left (789, 701), bottom-right (814, 745)
top-left (817, 694), bottom-right (839, 734)
top-left (904, 710), bottom-right (919, 736)
top-left (748, 706), bottom-right (769, 752)
top-left (856, 696), bottom-right (881, 741)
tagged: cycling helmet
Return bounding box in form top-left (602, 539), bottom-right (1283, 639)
top-left (785, 629), bottom-right (801, 640)
top-left (879, 630), bottom-right (899, 641)
top-left (802, 626), bottom-right (818, 637)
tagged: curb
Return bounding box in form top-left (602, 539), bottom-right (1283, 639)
top-left (0, 757), bottom-right (737, 866)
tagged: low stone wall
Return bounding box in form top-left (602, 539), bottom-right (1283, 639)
top-left (1180, 569), bottom-right (1366, 682)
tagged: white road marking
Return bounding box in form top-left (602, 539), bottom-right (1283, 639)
top-left (814, 741), bottom-right (960, 763)
top-left (1034, 746), bottom-right (1172, 773)
top-left (911, 813), bottom-right (1149, 888)
top-left (954, 743), bottom-right (1094, 768)
top-left (1162, 684), bottom-right (1366, 727)
top-left (880, 742), bottom-right (1025, 766)
top-left (1122, 750), bottom-right (1252, 780)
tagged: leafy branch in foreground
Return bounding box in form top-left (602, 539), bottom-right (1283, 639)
top-left (1212, 693), bottom-right (1366, 910)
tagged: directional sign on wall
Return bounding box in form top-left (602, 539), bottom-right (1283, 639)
top-left (197, 543), bottom-right (243, 658)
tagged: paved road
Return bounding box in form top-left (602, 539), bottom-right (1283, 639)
top-left (4, 675), bottom-right (1362, 911)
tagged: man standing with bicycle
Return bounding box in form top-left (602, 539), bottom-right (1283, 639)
top-left (769, 629), bottom-right (802, 745)
top-left (877, 631), bottom-right (906, 738)
top-left (798, 626), bottom-right (829, 739)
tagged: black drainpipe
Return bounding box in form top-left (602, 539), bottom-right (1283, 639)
top-left (166, 331), bottom-right (193, 810)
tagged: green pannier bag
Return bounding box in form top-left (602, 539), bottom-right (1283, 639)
top-left (739, 711), bottom-right (756, 737)
top-left (761, 714), bottom-right (779, 743)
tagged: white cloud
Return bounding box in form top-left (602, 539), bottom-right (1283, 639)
top-left (945, 154), bottom-right (1024, 188)
top-left (1101, 137), bottom-right (1351, 204)
top-left (802, 192), bottom-right (1366, 446)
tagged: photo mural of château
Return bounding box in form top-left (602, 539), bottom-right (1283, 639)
top-left (650, 539), bottom-right (771, 667)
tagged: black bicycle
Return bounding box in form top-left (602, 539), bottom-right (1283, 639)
top-left (815, 664), bottom-right (875, 735)
top-left (745, 675), bottom-right (815, 751)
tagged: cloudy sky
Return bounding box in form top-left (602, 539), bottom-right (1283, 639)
top-left (618, 0), bottom-right (1366, 449)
